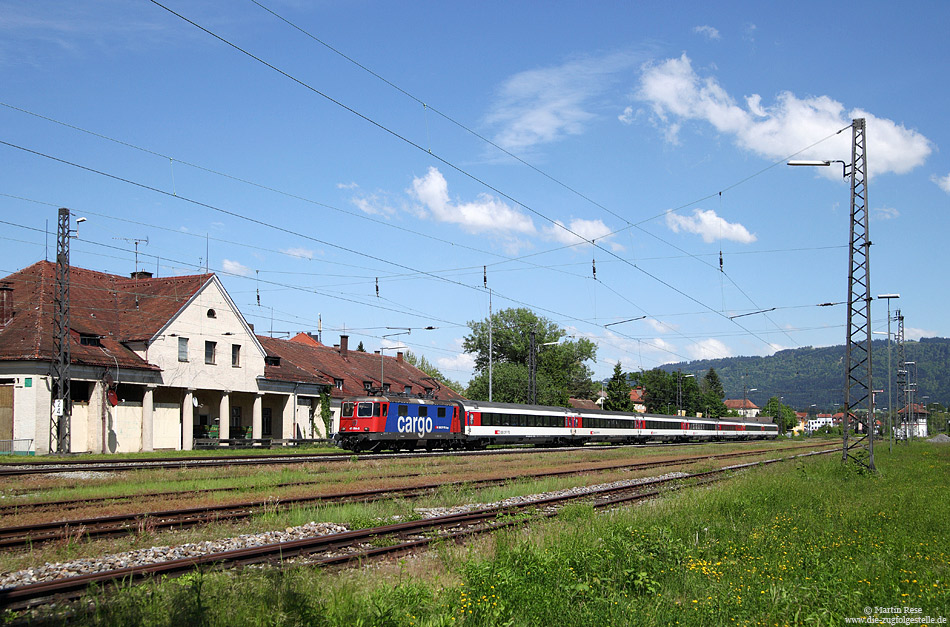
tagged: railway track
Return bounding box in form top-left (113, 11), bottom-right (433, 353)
top-left (0, 439), bottom-right (776, 477)
top-left (0, 447), bottom-right (837, 611)
top-left (0, 443), bottom-right (830, 548)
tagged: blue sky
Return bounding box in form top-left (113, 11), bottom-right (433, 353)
top-left (2, 1), bottom-right (948, 387)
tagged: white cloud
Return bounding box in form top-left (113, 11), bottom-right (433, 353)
top-left (282, 247), bottom-right (315, 260)
top-left (693, 25), bottom-right (721, 41)
top-left (905, 327), bottom-right (939, 341)
top-left (932, 172), bottom-right (950, 193)
top-left (351, 193), bottom-right (396, 217)
top-left (640, 337), bottom-right (678, 357)
top-left (637, 54), bottom-right (932, 177)
top-left (544, 218), bottom-right (622, 250)
top-left (644, 317), bottom-right (674, 334)
top-left (872, 206), bottom-right (899, 221)
top-left (336, 182), bottom-right (359, 190)
top-left (437, 352), bottom-right (476, 373)
top-left (686, 338), bottom-right (732, 360)
top-left (665, 208), bottom-right (756, 244)
top-left (486, 52), bottom-right (638, 152)
top-left (618, 105), bottom-right (636, 125)
top-left (221, 258), bottom-right (252, 277)
top-left (409, 167), bottom-right (536, 237)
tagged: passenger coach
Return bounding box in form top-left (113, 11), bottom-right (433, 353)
top-left (334, 395), bottom-right (778, 452)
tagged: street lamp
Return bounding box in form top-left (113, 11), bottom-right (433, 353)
top-left (677, 373), bottom-right (695, 417)
top-left (877, 293), bottom-right (900, 452)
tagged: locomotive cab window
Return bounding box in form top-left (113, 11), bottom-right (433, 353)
top-left (357, 402), bottom-right (374, 417)
top-left (342, 402), bottom-right (355, 417)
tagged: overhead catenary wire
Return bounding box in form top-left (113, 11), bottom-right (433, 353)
top-left (146, 1), bottom-right (796, 355)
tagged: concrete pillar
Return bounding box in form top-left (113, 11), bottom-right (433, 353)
top-left (142, 386), bottom-right (154, 452)
top-left (182, 389), bottom-right (194, 451)
top-left (252, 394), bottom-right (262, 440)
top-left (282, 394), bottom-right (295, 439)
top-left (219, 392), bottom-right (230, 441)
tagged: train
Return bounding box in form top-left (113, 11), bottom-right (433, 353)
top-left (333, 394), bottom-right (779, 453)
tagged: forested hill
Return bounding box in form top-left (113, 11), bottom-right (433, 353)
top-left (661, 337), bottom-right (950, 412)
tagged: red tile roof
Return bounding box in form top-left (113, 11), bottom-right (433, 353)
top-left (258, 333), bottom-right (465, 400)
top-left (724, 399), bottom-right (759, 410)
top-left (0, 261), bottom-right (210, 370)
top-left (629, 387), bottom-right (645, 403)
top-left (569, 397), bottom-right (599, 410)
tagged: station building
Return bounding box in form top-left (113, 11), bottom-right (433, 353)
top-left (0, 261), bottom-right (462, 455)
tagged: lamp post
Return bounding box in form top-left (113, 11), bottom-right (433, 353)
top-left (677, 373), bottom-right (695, 417)
top-left (876, 293), bottom-right (900, 452)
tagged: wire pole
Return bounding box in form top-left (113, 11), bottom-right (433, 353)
top-left (842, 118), bottom-right (874, 471)
top-left (50, 208), bottom-right (72, 454)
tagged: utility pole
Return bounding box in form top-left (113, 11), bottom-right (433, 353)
top-left (894, 311), bottom-right (906, 442)
top-left (528, 330), bottom-right (537, 405)
top-left (50, 208), bottom-right (73, 454)
top-left (842, 118), bottom-right (875, 471)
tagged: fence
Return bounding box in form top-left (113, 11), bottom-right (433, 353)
top-left (0, 439), bottom-right (34, 455)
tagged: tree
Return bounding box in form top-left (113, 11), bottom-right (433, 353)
top-left (701, 368), bottom-right (725, 400)
top-left (463, 308), bottom-right (596, 405)
top-left (636, 369), bottom-right (677, 415)
top-left (356, 341), bottom-right (366, 352)
top-left (761, 396), bottom-right (796, 432)
top-left (604, 362), bottom-right (634, 412)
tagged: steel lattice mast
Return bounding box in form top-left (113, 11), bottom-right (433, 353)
top-left (49, 208), bottom-right (72, 454)
top-left (894, 311), bottom-right (906, 441)
top-left (842, 118), bottom-right (874, 470)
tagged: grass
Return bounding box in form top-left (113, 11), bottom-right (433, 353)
top-left (0, 442), bottom-right (827, 574)
top-left (12, 440), bottom-right (948, 626)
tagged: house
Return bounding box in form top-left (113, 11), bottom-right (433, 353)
top-left (0, 261), bottom-right (462, 455)
top-left (569, 397), bottom-right (599, 410)
top-left (628, 387), bottom-right (647, 413)
top-left (806, 414), bottom-right (834, 433)
top-left (724, 399), bottom-right (759, 419)
top-left (896, 403), bottom-right (929, 439)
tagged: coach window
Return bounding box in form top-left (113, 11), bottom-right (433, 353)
top-left (398, 405), bottom-right (408, 417)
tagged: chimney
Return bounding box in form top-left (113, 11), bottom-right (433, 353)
top-left (249, 323), bottom-right (255, 332)
top-left (0, 284), bottom-right (12, 326)
top-left (130, 270), bottom-right (153, 280)
top-left (397, 352), bottom-right (404, 362)
top-left (340, 334), bottom-right (349, 358)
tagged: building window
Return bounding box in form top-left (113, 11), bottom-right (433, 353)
top-left (404, 385), bottom-right (412, 395)
top-left (230, 406), bottom-right (242, 429)
top-left (178, 337), bottom-right (189, 362)
top-left (79, 334), bottom-right (101, 347)
top-left (231, 344), bottom-right (241, 367)
top-left (382, 383), bottom-right (390, 392)
top-left (363, 381), bottom-right (373, 391)
top-left (207, 308), bottom-right (216, 318)
top-left (205, 341), bottom-right (216, 365)
top-left (334, 378), bottom-right (344, 390)
top-left (265, 355), bottom-right (280, 366)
